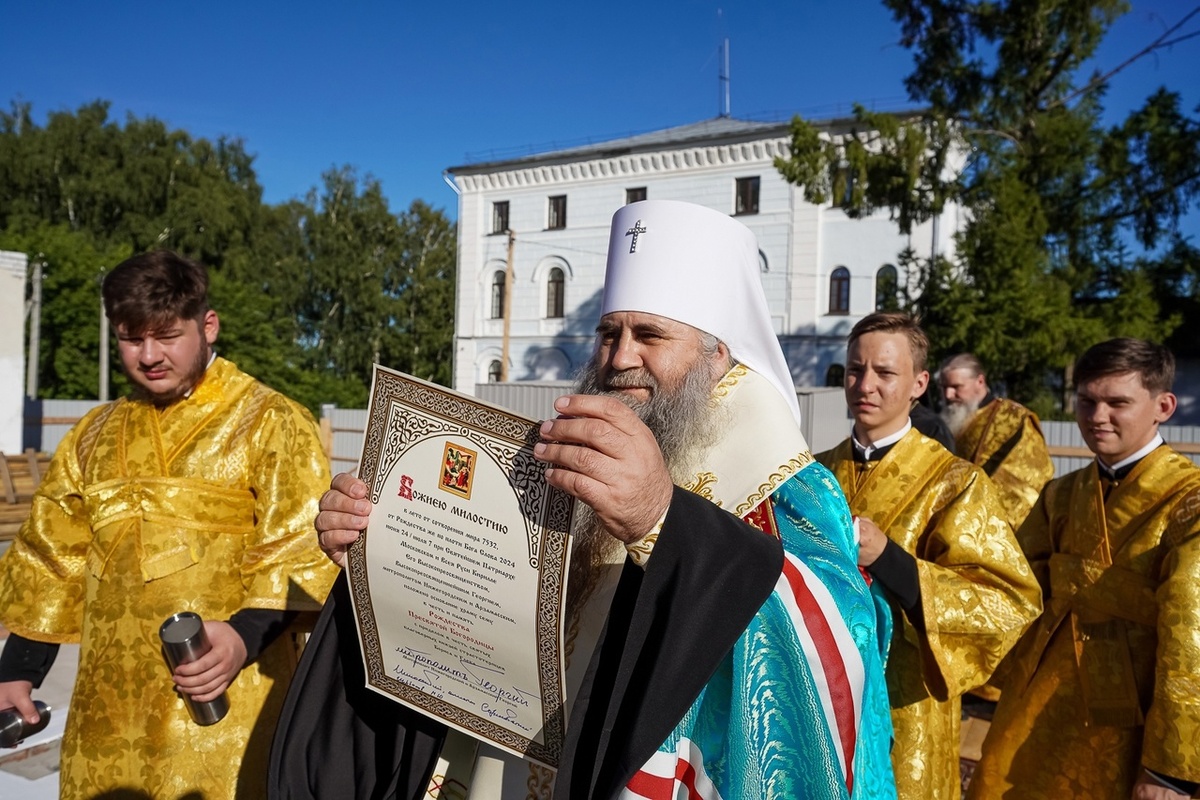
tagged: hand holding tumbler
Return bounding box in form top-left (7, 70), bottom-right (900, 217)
top-left (0, 700), bottom-right (51, 747)
top-left (159, 612), bottom-right (230, 726)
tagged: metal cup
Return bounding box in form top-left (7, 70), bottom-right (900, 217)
top-left (159, 612), bottom-right (229, 726)
top-left (0, 700), bottom-right (51, 748)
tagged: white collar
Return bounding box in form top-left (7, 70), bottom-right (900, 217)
top-left (1098, 433), bottom-right (1163, 473)
top-left (852, 419), bottom-right (912, 460)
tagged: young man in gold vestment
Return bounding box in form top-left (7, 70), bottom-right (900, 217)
top-left (0, 251), bottom-right (338, 799)
top-left (817, 312), bottom-right (1042, 800)
top-left (939, 353), bottom-right (1054, 530)
top-left (970, 338), bottom-right (1200, 800)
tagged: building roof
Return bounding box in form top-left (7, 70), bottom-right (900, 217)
top-left (447, 116), bottom-right (796, 175)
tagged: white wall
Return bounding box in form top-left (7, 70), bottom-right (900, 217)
top-left (0, 251), bottom-right (28, 453)
top-left (450, 127), bottom-right (961, 395)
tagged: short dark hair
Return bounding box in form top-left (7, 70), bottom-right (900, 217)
top-left (1074, 338), bottom-right (1175, 395)
top-left (848, 312), bottom-right (929, 373)
top-left (102, 251), bottom-right (210, 335)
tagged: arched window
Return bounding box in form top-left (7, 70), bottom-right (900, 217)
top-left (825, 363), bottom-right (845, 387)
top-left (487, 360), bottom-right (503, 383)
top-left (546, 267), bottom-right (565, 318)
top-left (875, 264), bottom-right (899, 311)
top-left (829, 267), bottom-right (850, 314)
top-left (490, 271), bottom-right (505, 319)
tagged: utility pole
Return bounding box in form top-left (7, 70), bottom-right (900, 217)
top-left (99, 285), bottom-right (109, 402)
top-left (24, 258), bottom-right (42, 399)
top-left (500, 229), bottom-right (515, 381)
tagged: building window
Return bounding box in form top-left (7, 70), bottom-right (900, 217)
top-left (626, 187), bottom-right (647, 204)
top-left (492, 201), bottom-right (509, 234)
top-left (490, 270), bottom-right (505, 319)
top-left (487, 360), bottom-right (503, 383)
top-left (829, 267), bottom-right (850, 314)
top-left (546, 267), bottom-right (565, 318)
top-left (735, 176), bottom-right (760, 215)
top-left (832, 165), bottom-right (855, 208)
top-left (825, 363), bottom-right (845, 387)
top-left (876, 264), bottom-right (899, 311)
top-left (547, 195), bottom-right (567, 229)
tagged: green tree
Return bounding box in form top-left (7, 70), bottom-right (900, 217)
top-left (775, 1), bottom-right (1200, 412)
top-left (251, 168), bottom-right (457, 407)
top-left (1, 102), bottom-right (457, 413)
top-left (0, 224), bottom-right (130, 399)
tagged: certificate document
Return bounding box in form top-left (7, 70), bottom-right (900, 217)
top-left (346, 365), bottom-right (574, 769)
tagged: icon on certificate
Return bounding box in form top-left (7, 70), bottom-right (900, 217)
top-left (439, 442), bottom-right (478, 500)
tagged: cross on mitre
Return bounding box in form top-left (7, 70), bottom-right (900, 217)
top-left (625, 220), bottom-right (647, 253)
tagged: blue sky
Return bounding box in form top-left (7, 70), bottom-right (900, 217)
top-left (2, 1), bottom-right (1198, 227)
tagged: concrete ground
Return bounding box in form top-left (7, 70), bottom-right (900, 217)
top-left (0, 635), bottom-right (77, 798)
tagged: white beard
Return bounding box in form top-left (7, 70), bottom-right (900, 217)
top-left (941, 399), bottom-right (982, 437)
top-left (565, 356), bottom-right (727, 613)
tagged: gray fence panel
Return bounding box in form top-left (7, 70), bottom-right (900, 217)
top-left (26, 394), bottom-right (1200, 483)
top-left (22, 398), bottom-right (105, 455)
top-left (1042, 419), bottom-right (1200, 476)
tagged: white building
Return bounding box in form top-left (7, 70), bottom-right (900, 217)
top-left (445, 116), bottom-right (959, 394)
top-left (0, 250), bottom-right (28, 453)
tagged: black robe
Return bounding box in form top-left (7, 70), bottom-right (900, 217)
top-left (268, 571), bottom-right (448, 800)
top-left (269, 487), bottom-right (779, 800)
top-left (554, 487), bottom-right (781, 799)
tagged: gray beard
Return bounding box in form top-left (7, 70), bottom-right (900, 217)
top-left (574, 359), bottom-right (724, 482)
top-left (565, 357), bottom-right (727, 615)
top-left (940, 399), bottom-right (981, 438)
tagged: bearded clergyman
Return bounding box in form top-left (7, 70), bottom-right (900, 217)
top-left (938, 353), bottom-right (1054, 530)
top-left (272, 200), bottom-right (898, 800)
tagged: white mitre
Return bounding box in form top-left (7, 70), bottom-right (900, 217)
top-left (601, 199), bottom-right (803, 427)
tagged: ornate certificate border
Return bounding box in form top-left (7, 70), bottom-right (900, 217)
top-left (346, 366), bottom-right (574, 768)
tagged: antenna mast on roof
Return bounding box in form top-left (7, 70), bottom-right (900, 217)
top-left (718, 38), bottom-right (731, 118)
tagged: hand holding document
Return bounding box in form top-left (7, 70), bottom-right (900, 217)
top-left (346, 366), bottom-right (574, 769)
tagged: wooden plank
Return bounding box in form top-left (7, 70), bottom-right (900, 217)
top-left (1048, 445), bottom-right (1094, 458)
top-left (0, 456), bottom-right (16, 504)
top-left (24, 448), bottom-right (42, 485)
top-left (1049, 441), bottom-right (1200, 458)
top-left (319, 417), bottom-right (333, 459)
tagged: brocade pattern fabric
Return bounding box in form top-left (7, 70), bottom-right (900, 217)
top-left (968, 447), bottom-right (1200, 799)
top-left (819, 430), bottom-right (1042, 800)
top-left (955, 398), bottom-right (1054, 530)
top-left (0, 357), bottom-right (338, 799)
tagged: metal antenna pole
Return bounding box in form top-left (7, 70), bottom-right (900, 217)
top-left (719, 38), bottom-right (731, 118)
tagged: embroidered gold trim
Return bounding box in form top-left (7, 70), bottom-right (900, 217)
top-left (733, 449), bottom-right (815, 517)
top-left (684, 471), bottom-right (719, 505)
top-left (712, 363), bottom-right (749, 400)
top-left (626, 528), bottom-right (660, 568)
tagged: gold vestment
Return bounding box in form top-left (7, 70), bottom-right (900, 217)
top-left (0, 357), bottom-right (338, 799)
top-left (819, 429), bottom-right (1041, 800)
top-left (955, 397), bottom-right (1054, 530)
top-left (969, 446), bottom-right (1200, 799)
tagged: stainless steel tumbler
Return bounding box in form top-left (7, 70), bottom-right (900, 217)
top-left (0, 700), bottom-right (51, 747)
top-left (159, 611), bottom-right (229, 726)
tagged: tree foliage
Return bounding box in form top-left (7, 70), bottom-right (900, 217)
top-left (775, 0), bottom-right (1200, 413)
top-left (0, 101), bottom-right (456, 413)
